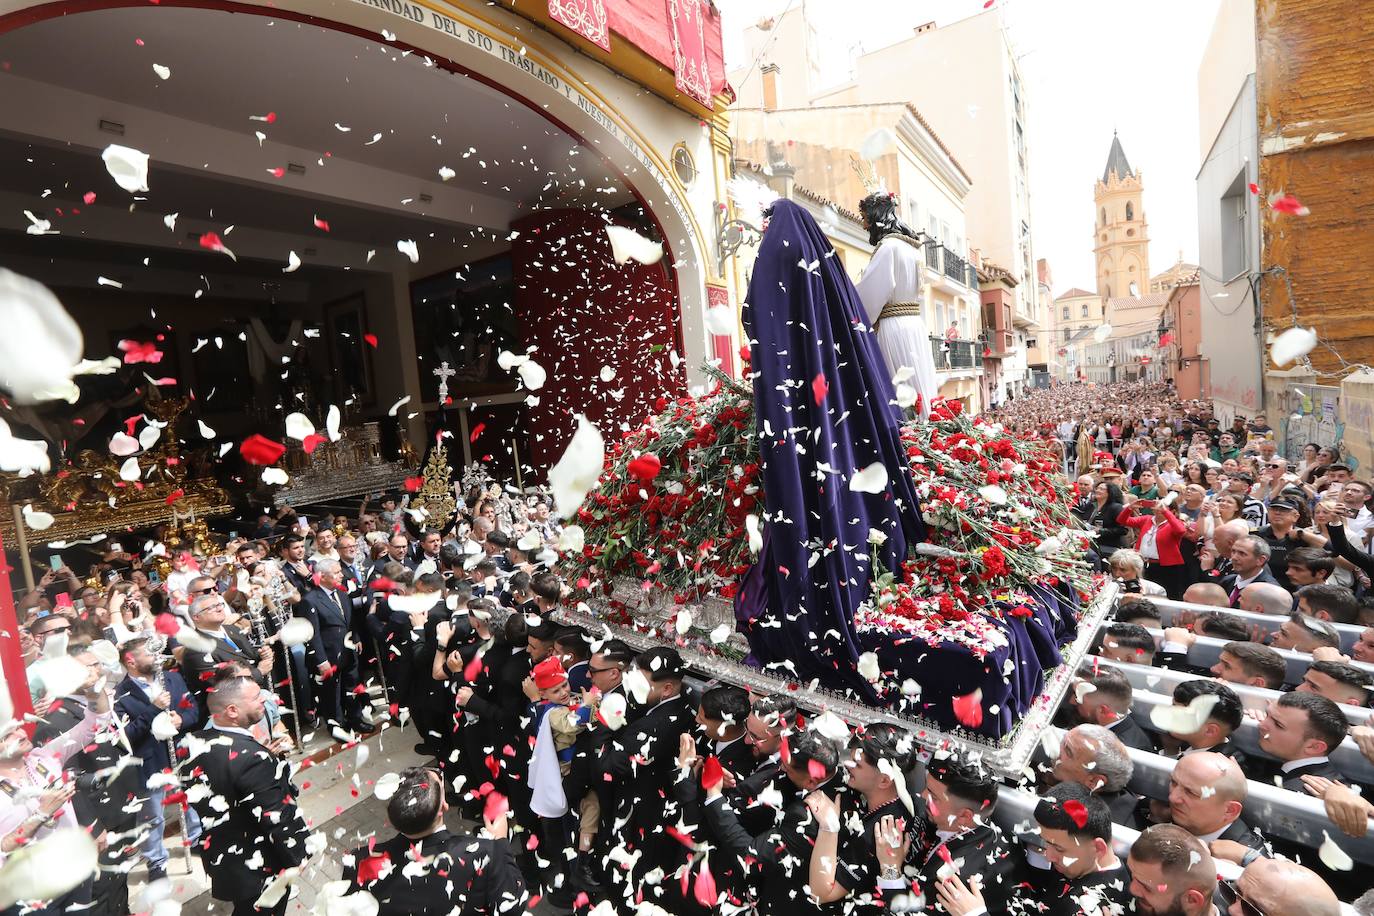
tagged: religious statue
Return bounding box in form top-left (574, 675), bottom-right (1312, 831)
top-left (853, 191), bottom-right (940, 421)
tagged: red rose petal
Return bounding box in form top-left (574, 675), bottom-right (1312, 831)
top-left (302, 433), bottom-right (328, 454)
top-left (1063, 799), bottom-right (1089, 829)
top-left (363, 333), bottom-right (378, 348)
top-left (952, 688), bottom-right (984, 729)
top-left (811, 372), bottom-right (828, 405)
top-left (700, 755), bottom-right (724, 792)
top-left (470, 422), bottom-right (485, 442)
top-left (483, 790), bottom-right (509, 824)
top-left (239, 433), bottom-right (286, 466)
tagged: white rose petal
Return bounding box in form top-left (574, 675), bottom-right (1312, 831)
top-left (857, 651), bottom-right (881, 683)
top-left (150, 711), bottom-right (179, 741)
top-left (710, 623), bottom-right (731, 645)
top-left (497, 350), bottom-right (525, 372)
top-left (262, 467), bottom-right (289, 486)
top-left (599, 365), bottom-right (616, 383)
top-left (438, 167), bottom-right (455, 181)
top-left (396, 239), bottom-right (419, 264)
top-left (849, 462), bottom-right (889, 494)
top-left (0, 419), bottom-right (52, 476)
top-left (374, 772), bottom-right (402, 800)
top-left (1319, 831), bottom-right (1354, 871)
top-left (1271, 326), bottom-right (1318, 367)
top-left (547, 414), bottom-right (604, 519)
top-left (22, 504), bottom-right (54, 531)
top-left (101, 144), bottom-right (150, 193)
top-left (745, 514), bottom-right (764, 555)
top-left (893, 383), bottom-right (918, 409)
top-left (197, 420), bottom-right (216, 439)
top-left (0, 269), bottom-right (84, 405)
top-left (674, 608), bottom-right (693, 636)
top-left (556, 525), bottom-right (585, 554)
top-left (118, 456), bottom-right (141, 481)
top-left (1093, 324), bottom-right (1112, 343)
top-left (285, 412), bottom-right (315, 442)
top-left (0, 827), bottom-right (99, 907)
top-left (622, 667), bottom-right (651, 705)
top-left (326, 405), bottom-right (342, 441)
top-left (137, 424), bottom-right (161, 451)
top-left (812, 711), bottom-right (851, 742)
top-left (283, 251), bottom-right (302, 273)
top-left (1149, 693), bottom-right (1219, 735)
top-left (704, 304), bottom-right (735, 336)
top-left (278, 617), bottom-right (316, 648)
top-left (33, 655), bottom-right (90, 700)
top-left (152, 64), bottom-right (171, 80)
top-left (597, 691), bottom-right (629, 731)
top-left (516, 359), bottom-right (547, 390)
top-left (605, 225), bottom-right (664, 265)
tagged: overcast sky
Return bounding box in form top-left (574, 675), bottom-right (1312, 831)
top-left (721, 0), bottom-right (1223, 296)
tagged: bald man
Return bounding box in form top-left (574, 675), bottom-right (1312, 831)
top-left (1208, 520), bottom-right (1252, 579)
top-left (1182, 582), bottom-right (1231, 608)
top-left (1238, 582), bottom-right (1294, 617)
top-left (1224, 857), bottom-right (1339, 916)
top-left (1166, 752), bottom-right (1268, 862)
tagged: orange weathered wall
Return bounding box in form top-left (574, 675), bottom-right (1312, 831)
top-left (1256, 0), bottom-right (1374, 377)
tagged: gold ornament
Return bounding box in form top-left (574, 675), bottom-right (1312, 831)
top-left (411, 442), bottom-right (456, 524)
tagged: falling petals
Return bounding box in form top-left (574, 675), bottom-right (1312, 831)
top-left (0, 269), bottom-right (84, 405)
top-left (198, 232), bottom-right (237, 261)
top-left (101, 144), bottom-right (150, 193)
top-left (811, 372), bottom-right (828, 405)
top-left (0, 828), bottom-right (99, 907)
top-left (278, 617), bottom-right (315, 647)
top-left (152, 63), bottom-right (170, 80)
top-left (285, 412), bottom-right (316, 442)
top-left (109, 432), bottom-right (140, 456)
top-left (1319, 831), bottom-right (1354, 871)
top-left (605, 225), bottom-right (664, 265)
top-left (849, 462), bottom-right (888, 494)
top-left (118, 339), bottom-right (163, 364)
top-left (262, 467), bottom-right (289, 486)
top-left (396, 239), bottom-right (419, 263)
top-left (952, 688), bottom-right (984, 728)
top-left (1270, 326), bottom-right (1317, 367)
top-left (704, 303), bottom-right (735, 336)
top-left (546, 414), bottom-right (604, 518)
top-left (1270, 194), bottom-right (1310, 216)
top-left (21, 504), bottom-right (54, 531)
top-left (283, 251), bottom-right (302, 273)
top-left (240, 434), bottom-right (286, 466)
top-left (314, 215), bottom-right (331, 232)
top-left (326, 404), bottom-right (342, 441)
top-left (118, 456), bottom-right (141, 481)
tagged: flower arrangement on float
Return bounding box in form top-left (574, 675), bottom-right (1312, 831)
top-left (563, 364), bottom-right (1096, 657)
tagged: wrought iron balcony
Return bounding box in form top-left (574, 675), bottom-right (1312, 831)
top-left (925, 240), bottom-right (940, 270)
top-left (943, 249), bottom-right (968, 283)
top-left (929, 336), bottom-right (982, 371)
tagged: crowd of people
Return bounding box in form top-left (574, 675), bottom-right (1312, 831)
top-left (5, 389), bottom-right (1372, 916)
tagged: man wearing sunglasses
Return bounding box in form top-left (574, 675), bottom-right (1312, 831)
top-left (1221, 857), bottom-right (1338, 916)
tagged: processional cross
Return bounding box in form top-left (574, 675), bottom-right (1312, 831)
top-left (434, 361), bottom-right (456, 403)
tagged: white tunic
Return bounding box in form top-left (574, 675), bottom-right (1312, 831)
top-left (854, 235), bottom-right (939, 420)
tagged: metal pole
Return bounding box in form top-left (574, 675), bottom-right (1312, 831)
top-left (511, 438), bottom-right (523, 494)
top-left (9, 505), bottom-right (34, 593)
top-left (0, 526), bottom-right (35, 732)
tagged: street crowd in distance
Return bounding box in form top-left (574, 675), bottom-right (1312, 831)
top-left (6, 383), bottom-right (1373, 916)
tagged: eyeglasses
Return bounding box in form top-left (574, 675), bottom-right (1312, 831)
top-left (1218, 878), bottom-right (1266, 916)
top-left (194, 586), bottom-right (217, 596)
top-left (38, 624), bottom-right (71, 636)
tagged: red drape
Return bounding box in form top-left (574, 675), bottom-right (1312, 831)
top-left (511, 209), bottom-right (686, 473)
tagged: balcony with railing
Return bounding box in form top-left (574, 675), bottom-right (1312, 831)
top-left (922, 239), bottom-right (978, 290)
top-left (929, 336), bottom-right (984, 373)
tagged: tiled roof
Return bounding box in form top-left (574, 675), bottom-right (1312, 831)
top-left (732, 160), bottom-right (865, 226)
top-left (1107, 292), bottom-right (1170, 311)
top-left (1055, 287), bottom-right (1097, 300)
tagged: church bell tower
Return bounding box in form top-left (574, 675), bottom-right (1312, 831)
top-left (1093, 132), bottom-right (1150, 300)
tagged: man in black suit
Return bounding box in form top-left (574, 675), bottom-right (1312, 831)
top-left (916, 753), bottom-right (1025, 916)
top-left (35, 647), bottom-right (143, 916)
top-left (1024, 783), bottom-right (1132, 916)
top-left (1160, 680), bottom-right (1254, 776)
top-left (596, 646), bottom-right (694, 907)
top-left (296, 558), bottom-right (365, 734)
top-left (693, 684), bottom-right (754, 775)
top-left (114, 636), bottom-right (203, 882)
top-left (1221, 536), bottom-right (1280, 606)
top-left (183, 671), bottom-right (312, 916)
top-left (342, 767), bottom-right (526, 916)
top-left (698, 726), bottom-right (843, 916)
top-left (1052, 724), bottom-right (1145, 829)
top-left (1063, 663), bottom-right (1158, 752)
top-left (1255, 691), bottom-right (1349, 791)
top-left (179, 592), bottom-right (273, 718)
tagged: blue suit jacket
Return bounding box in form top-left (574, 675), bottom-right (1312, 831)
top-left (114, 670), bottom-right (201, 777)
top-left (296, 587), bottom-right (349, 665)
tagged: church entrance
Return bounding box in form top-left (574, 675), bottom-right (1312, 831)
top-left (0, 0), bottom-right (695, 497)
